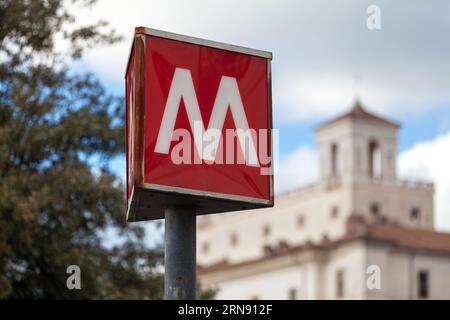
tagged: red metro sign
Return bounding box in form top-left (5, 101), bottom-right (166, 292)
top-left (126, 27), bottom-right (273, 221)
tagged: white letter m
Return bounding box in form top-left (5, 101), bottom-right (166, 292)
top-left (154, 67), bottom-right (259, 166)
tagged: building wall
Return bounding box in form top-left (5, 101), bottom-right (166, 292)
top-left (366, 244), bottom-right (450, 299)
top-left (353, 181), bottom-right (434, 229)
top-left (197, 176), bottom-right (433, 268)
top-left (200, 241), bottom-right (368, 300)
top-left (200, 239), bottom-right (450, 300)
top-left (209, 264), bottom-right (308, 300)
top-left (199, 204), bottom-right (450, 301)
top-left (321, 241), bottom-right (366, 299)
top-left (197, 183), bottom-right (353, 266)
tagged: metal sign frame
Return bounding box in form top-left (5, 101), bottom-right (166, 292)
top-left (126, 27), bottom-right (274, 222)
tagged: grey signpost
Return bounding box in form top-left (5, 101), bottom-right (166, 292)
top-left (164, 207), bottom-right (196, 299)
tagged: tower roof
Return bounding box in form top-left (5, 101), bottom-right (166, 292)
top-left (316, 100), bottom-right (400, 131)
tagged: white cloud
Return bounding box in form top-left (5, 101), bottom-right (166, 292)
top-left (275, 146), bottom-right (318, 194)
top-left (399, 131), bottom-right (450, 232)
top-left (276, 66), bottom-right (450, 122)
top-left (70, 0), bottom-right (450, 123)
top-left (276, 74), bottom-right (356, 121)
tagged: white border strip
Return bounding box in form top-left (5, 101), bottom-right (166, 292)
top-left (138, 27), bottom-right (273, 60)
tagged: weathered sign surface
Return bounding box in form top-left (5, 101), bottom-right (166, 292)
top-left (126, 27), bottom-right (273, 221)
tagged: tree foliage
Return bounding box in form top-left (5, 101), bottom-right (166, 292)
top-left (0, 0), bottom-right (168, 299)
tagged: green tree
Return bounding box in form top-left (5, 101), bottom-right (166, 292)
top-left (0, 0), bottom-right (167, 299)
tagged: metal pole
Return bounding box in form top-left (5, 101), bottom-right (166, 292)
top-left (164, 206), bottom-right (196, 300)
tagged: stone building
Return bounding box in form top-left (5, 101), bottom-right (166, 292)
top-left (197, 101), bottom-right (450, 299)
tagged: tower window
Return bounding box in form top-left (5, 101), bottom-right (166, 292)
top-left (202, 242), bottom-right (210, 254)
top-left (288, 288), bottom-right (297, 300)
top-left (336, 269), bottom-right (345, 298)
top-left (263, 224), bottom-right (271, 237)
top-left (331, 206), bottom-right (339, 219)
top-left (331, 143), bottom-right (338, 176)
top-left (297, 215), bottom-right (305, 228)
top-left (410, 207), bottom-right (421, 221)
top-left (230, 233), bottom-right (238, 247)
top-left (418, 270), bottom-right (429, 299)
top-left (370, 202), bottom-right (380, 217)
top-left (387, 151), bottom-right (393, 168)
top-left (369, 140), bottom-right (382, 178)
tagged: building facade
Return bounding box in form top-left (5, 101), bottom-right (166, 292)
top-left (197, 101), bottom-right (450, 299)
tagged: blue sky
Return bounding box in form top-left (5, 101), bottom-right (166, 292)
top-left (70, 0), bottom-right (450, 232)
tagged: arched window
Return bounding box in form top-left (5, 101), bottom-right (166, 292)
top-left (331, 206), bottom-right (339, 219)
top-left (370, 202), bottom-right (381, 218)
top-left (262, 224), bottom-right (271, 237)
top-left (297, 215), bottom-right (305, 228)
top-left (369, 140), bottom-right (381, 178)
top-left (336, 269), bottom-right (345, 298)
top-left (230, 232), bottom-right (238, 247)
top-left (202, 242), bottom-right (210, 254)
top-left (331, 143), bottom-right (338, 176)
top-left (410, 207), bottom-right (421, 222)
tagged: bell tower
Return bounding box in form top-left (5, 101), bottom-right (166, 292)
top-left (315, 100), bottom-right (400, 184)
